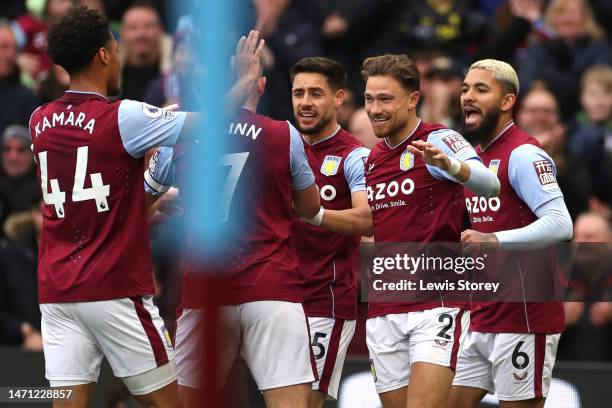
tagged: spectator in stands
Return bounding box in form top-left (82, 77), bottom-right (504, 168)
top-left (517, 0), bottom-right (612, 120)
top-left (119, 1), bottom-right (171, 100)
top-left (143, 15), bottom-right (199, 108)
top-left (12, 0), bottom-right (74, 83)
top-left (337, 88), bottom-right (357, 128)
top-left (566, 65), bottom-right (612, 215)
top-left (348, 107), bottom-right (377, 149)
top-left (251, 0), bottom-right (322, 120)
top-left (0, 194), bottom-right (43, 351)
top-left (0, 20), bottom-right (39, 134)
top-left (558, 211), bottom-right (612, 361)
top-left (516, 86), bottom-right (591, 218)
top-left (37, 63), bottom-right (69, 103)
top-left (395, 0), bottom-right (488, 59)
top-left (418, 56), bottom-right (464, 131)
top-left (0, 125), bottom-right (40, 233)
top-left (474, 0), bottom-right (549, 63)
top-left (0, 0), bottom-right (26, 20)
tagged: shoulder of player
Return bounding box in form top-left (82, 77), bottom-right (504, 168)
top-left (426, 127), bottom-right (460, 141)
top-left (511, 125), bottom-right (541, 147)
top-left (368, 140), bottom-right (388, 158)
top-left (508, 143), bottom-right (551, 170)
top-left (419, 120), bottom-right (448, 136)
top-left (336, 128), bottom-right (366, 149)
top-left (29, 104), bottom-right (46, 122)
top-left (241, 112), bottom-right (289, 134)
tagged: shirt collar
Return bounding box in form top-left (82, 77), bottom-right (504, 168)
top-left (303, 124), bottom-right (341, 146)
top-left (480, 120), bottom-right (514, 152)
top-left (384, 118), bottom-right (422, 149)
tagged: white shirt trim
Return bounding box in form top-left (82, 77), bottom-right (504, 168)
top-left (480, 120), bottom-right (514, 152)
top-left (302, 125), bottom-right (342, 146)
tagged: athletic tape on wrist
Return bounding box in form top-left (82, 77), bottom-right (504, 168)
top-left (304, 206), bottom-right (325, 226)
top-left (448, 157), bottom-right (461, 177)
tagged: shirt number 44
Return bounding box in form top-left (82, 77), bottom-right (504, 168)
top-left (38, 146), bottom-right (110, 218)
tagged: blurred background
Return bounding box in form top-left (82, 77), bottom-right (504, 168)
top-left (0, 0), bottom-right (610, 406)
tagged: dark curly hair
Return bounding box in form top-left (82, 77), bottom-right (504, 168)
top-left (47, 7), bottom-right (111, 75)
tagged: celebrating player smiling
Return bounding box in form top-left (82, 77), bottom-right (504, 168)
top-left (362, 54), bottom-right (499, 408)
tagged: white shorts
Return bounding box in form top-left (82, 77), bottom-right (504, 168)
top-left (452, 331), bottom-right (560, 401)
top-left (40, 296), bottom-right (176, 395)
top-left (366, 307), bottom-right (469, 393)
top-left (175, 301), bottom-right (316, 391)
top-left (308, 317), bottom-right (356, 400)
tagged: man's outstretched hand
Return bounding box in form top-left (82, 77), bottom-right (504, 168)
top-left (231, 30), bottom-right (265, 82)
top-left (408, 140), bottom-right (452, 171)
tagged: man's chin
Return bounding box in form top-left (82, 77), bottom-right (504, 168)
top-left (372, 130), bottom-right (388, 139)
top-left (297, 124), bottom-right (318, 135)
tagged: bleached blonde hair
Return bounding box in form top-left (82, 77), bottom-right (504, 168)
top-left (469, 59), bottom-right (520, 96)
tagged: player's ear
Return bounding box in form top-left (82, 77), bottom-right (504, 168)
top-left (335, 88), bottom-right (345, 108)
top-left (501, 93), bottom-right (516, 113)
top-left (407, 90), bottom-right (420, 110)
top-left (257, 76), bottom-right (267, 95)
top-left (98, 46), bottom-right (111, 67)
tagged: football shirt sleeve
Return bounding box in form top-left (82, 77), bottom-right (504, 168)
top-left (144, 147), bottom-right (175, 195)
top-left (507, 144), bottom-right (564, 212)
top-left (425, 129), bottom-right (481, 181)
top-left (344, 147), bottom-right (370, 193)
top-left (288, 122), bottom-right (316, 190)
top-left (118, 99), bottom-right (187, 158)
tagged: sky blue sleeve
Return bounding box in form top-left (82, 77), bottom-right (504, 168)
top-left (508, 144), bottom-right (564, 212)
top-left (289, 122), bottom-right (316, 190)
top-left (425, 129), bottom-right (481, 181)
top-left (144, 147), bottom-right (175, 195)
top-left (344, 147), bottom-right (370, 193)
top-left (118, 99), bottom-right (187, 158)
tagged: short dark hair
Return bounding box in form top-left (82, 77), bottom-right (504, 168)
top-left (361, 54), bottom-right (420, 92)
top-left (289, 57), bottom-right (347, 91)
top-left (47, 7), bottom-right (111, 76)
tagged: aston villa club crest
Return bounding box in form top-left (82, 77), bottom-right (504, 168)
top-left (400, 149), bottom-right (414, 171)
top-left (488, 159), bottom-right (501, 175)
top-left (321, 155), bottom-right (342, 176)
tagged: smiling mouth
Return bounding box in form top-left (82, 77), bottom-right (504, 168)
top-left (372, 116), bottom-right (390, 125)
top-left (299, 111), bottom-right (317, 119)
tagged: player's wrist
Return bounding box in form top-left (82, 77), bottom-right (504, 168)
top-left (302, 206), bottom-right (325, 226)
top-left (447, 157), bottom-right (461, 176)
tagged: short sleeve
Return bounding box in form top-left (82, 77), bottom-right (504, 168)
top-left (343, 147), bottom-right (370, 193)
top-left (289, 122), bottom-right (316, 190)
top-left (144, 147), bottom-right (175, 195)
top-left (508, 144), bottom-right (563, 212)
top-left (118, 100), bottom-right (187, 158)
top-left (426, 129), bottom-right (480, 180)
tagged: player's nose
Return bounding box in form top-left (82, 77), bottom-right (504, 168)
top-left (369, 101), bottom-right (383, 115)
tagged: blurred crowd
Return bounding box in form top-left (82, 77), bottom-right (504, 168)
top-left (0, 0), bottom-right (610, 366)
